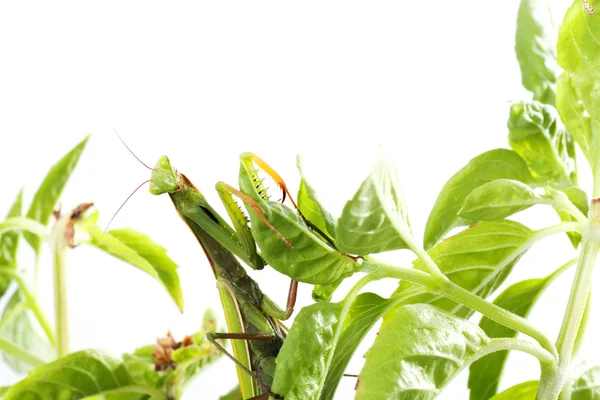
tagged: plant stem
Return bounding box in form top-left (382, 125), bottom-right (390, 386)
top-left (0, 337), bottom-right (46, 367)
top-left (474, 338), bottom-right (554, 365)
top-left (52, 217), bottom-right (70, 357)
top-left (538, 199), bottom-right (600, 399)
top-left (366, 260), bottom-right (557, 358)
top-left (0, 270), bottom-right (56, 347)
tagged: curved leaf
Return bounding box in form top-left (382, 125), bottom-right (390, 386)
top-left (459, 179), bottom-right (545, 221)
top-left (0, 190), bottom-right (23, 298)
top-left (79, 213), bottom-right (183, 312)
top-left (356, 304), bottom-right (489, 400)
top-left (320, 293), bottom-right (388, 400)
top-left (24, 134), bottom-right (90, 254)
top-left (271, 302), bottom-right (343, 399)
top-left (0, 289), bottom-right (54, 374)
top-left (508, 101), bottom-right (576, 185)
top-left (490, 380), bottom-right (538, 400)
top-left (3, 349), bottom-right (153, 400)
top-left (570, 364), bottom-right (600, 400)
top-left (396, 220), bottom-right (534, 318)
top-left (424, 149), bottom-right (533, 249)
top-left (557, 1), bottom-right (600, 177)
top-left (335, 157), bottom-right (412, 255)
top-left (245, 200), bottom-right (356, 285)
top-left (515, 0), bottom-right (559, 104)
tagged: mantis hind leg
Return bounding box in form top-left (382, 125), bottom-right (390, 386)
top-left (206, 332), bottom-right (283, 400)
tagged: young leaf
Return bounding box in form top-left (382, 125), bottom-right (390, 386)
top-left (297, 154), bottom-right (337, 238)
top-left (79, 213), bottom-right (184, 312)
top-left (356, 304), bottom-right (489, 399)
top-left (0, 190), bottom-right (23, 298)
top-left (312, 277), bottom-right (344, 302)
top-left (490, 380), bottom-right (538, 400)
top-left (396, 220), bottom-right (534, 318)
top-left (515, 0), bottom-right (559, 104)
top-left (271, 302), bottom-right (343, 400)
top-left (170, 340), bottom-right (222, 388)
top-left (336, 157), bottom-right (412, 255)
top-left (121, 343), bottom-right (166, 390)
top-left (0, 289), bottom-right (54, 374)
top-left (468, 269), bottom-right (563, 399)
top-left (508, 101), bottom-right (576, 185)
top-left (320, 293), bottom-right (389, 400)
top-left (569, 364), bottom-right (600, 399)
top-left (298, 179), bottom-right (335, 242)
top-left (556, 1), bottom-right (600, 178)
top-left (24, 134), bottom-right (90, 254)
top-left (424, 149), bottom-right (533, 249)
top-left (2, 349), bottom-right (156, 400)
top-left (459, 179), bottom-right (546, 221)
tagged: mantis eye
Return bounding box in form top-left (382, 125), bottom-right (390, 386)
top-left (149, 156), bottom-right (180, 195)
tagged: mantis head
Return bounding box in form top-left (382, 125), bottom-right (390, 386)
top-left (149, 156), bottom-right (182, 195)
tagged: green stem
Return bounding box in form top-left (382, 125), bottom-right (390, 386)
top-left (479, 338), bottom-right (554, 365)
top-left (552, 197), bottom-right (588, 224)
top-left (538, 199), bottom-right (600, 400)
top-left (365, 260), bottom-right (557, 358)
top-left (52, 218), bottom-right (70, 357)
top-left (0, 217), bottom-right (50, 238)
top-left (0, 270), bottom-right (56, 347)
top-left (0, 337), bottom-right (46, 367)
top-left (534, 222), bottom-right (583, 238)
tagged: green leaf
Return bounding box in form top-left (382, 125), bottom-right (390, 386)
top-left (219, 386), bottom-right (242, 400)
top-left (312, 277), bottom-right (344, 303)
top-left (239, 154), bottom-right (357, 285)
top-left (271, 302), bottom-right (343, 400)
top-left (79, 213), bottom-right (184, 312)
top-left (556, 1), bottom-right (600, 178)
top-left (555, 186), bottom-right (589, 247)
top-left (570, 364), bottom-right (600, 399)
top-left (320, 293), bottom-right (389, 400)
top-left (468, 271), bottom-right (559, 399)
top-left (3, 349), bottom-right (154, 400)
top-left (0, 289), bottom-right (54, 374)
top-left (24, 134), bottom-right (90, 254)
top-left (244, 200), bottom-right (356, 285)
top-left (298, 180), bottom-right (336, 241)
top-left (122, 345), bottom-right (162, 388)
top-left (336, 157), bottom-right (412, 255)
top-left (490, 380), bottom-right (538, 400)
top-left (423, 149), bottom-right (533, 249)
top-left (297, 154), bottom-right (337, 239)
top-left (0, 386), bottom-right (9, 397)
top-left (396, 220), bottom-right (534, 318)
top-left (508, 101), bottom-right (576, 185)
top-left (459, 179), bottom-right (546, 221)
top-left (515, 0), bottom-right (559, 104)
top-left (356, 304), bottom-right (489, 399)
top-left (0, 190), bottom-right (23, 298)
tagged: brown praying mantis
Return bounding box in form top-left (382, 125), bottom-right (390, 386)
top-left (148, 153), bottom-right (304, 400)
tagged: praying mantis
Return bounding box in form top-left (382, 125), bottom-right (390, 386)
top-left (148, 153), bottom-right (302, 400)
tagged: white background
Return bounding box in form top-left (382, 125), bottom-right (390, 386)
top-left (0, 1), bottom-right (596, 399)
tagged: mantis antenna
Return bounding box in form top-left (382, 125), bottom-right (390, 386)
top-left (104, 128), bottom-right (155, 232)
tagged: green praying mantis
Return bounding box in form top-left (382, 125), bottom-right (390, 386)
top-left (148, 153), bottom-right (306, 400)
